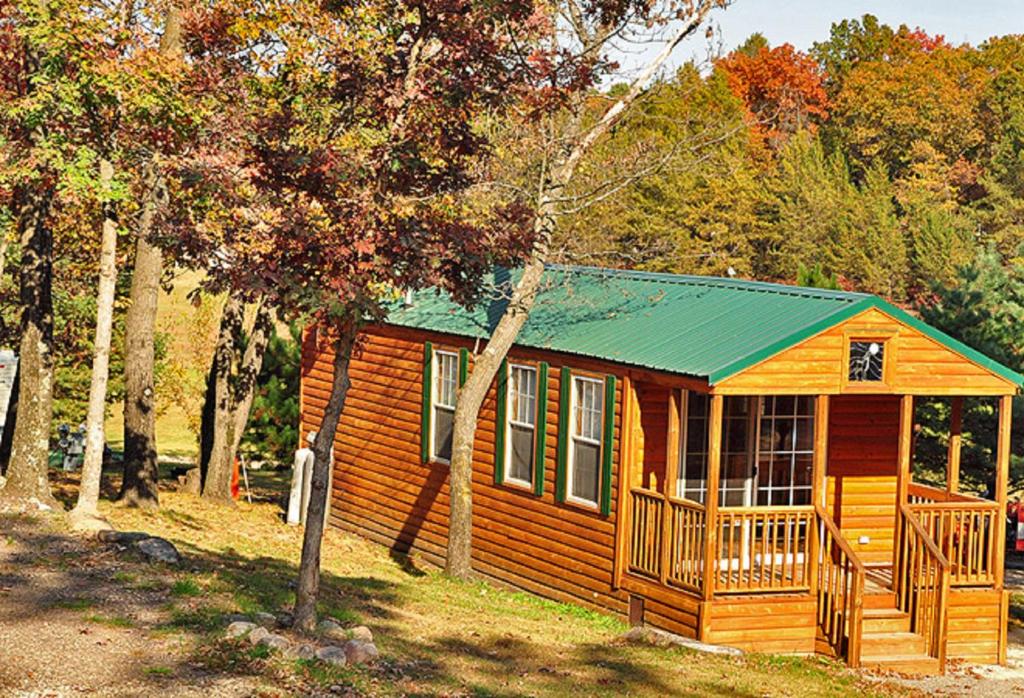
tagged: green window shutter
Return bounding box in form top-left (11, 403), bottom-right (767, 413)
top-left (600, 375), bottom-right (616, 516)
top-left (458, 347), bottom-right (469, 387)
top-left (555, 366), bottom-right (572, 502)
top-left (420, 341), bottom-right (433, 462)
top-left (494, 359), bottom-right (508, 484)
top-left (533, 362), bottom-right (549, 496)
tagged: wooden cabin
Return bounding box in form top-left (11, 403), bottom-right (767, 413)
top-left (300, 266), bottom-right (1021, 675)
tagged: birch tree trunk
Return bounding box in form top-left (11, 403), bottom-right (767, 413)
top-left (117, 7), bottom-right (181, 509)
top-left (293, 325), bottom-right (356, 633)
top-left (444, 5), bottom-right (715, 578)
top-left (72, 158), bottom-right (118, 518)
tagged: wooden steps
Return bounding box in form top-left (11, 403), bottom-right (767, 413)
top-left (861, 607), bottom-right (911, 634)
top-left (859, 654), bottom-right (943, 675)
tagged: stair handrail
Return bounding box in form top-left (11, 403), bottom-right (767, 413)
top-left (896, 503), bottom-right (950, 665)
top-left (814, 505), bottom-right (867, 667)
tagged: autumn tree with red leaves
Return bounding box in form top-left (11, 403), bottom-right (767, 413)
top-left (178, 0), bottom-right (543, 632)
top-left (717, 41), bottom-right (829, 149)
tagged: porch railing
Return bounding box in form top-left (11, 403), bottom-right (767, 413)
top-left (815, 505), bottom-right (865, 666)
top-left (896, 504), bottom-right (950, 664)
top-left (906, 483), bottom-right (999, 587)
top-left (627, 489), bottom-right (813, 595)
top-left (714, 505), bottom-right (814, 593)
top-left (627, 488), bottom-right (706, 592)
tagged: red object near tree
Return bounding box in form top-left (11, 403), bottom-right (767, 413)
top-left (231, 457), bottom-right (240, 500)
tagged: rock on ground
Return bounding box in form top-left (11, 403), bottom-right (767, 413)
top-left (253, 612), bottom-right (277, 629)
top-left (290, 643), bottom-right (316, 660)
top-left (248, 627), bottom-right (271, 645)
top-left (315, 646), bottom-right (347, 667)
top-left (258, 633), bottom-right (291, 652)
top-left (133, 537), bottom-right (181, 565)
top-left (225, 621), bottom-right (257, 639)
top-left (349, 626), bottom-right (373, 643)
top-left (317, 619), bottom-right (347, 643)
top-left (622, 626), bottom-right (742, 656)
top-left (343, 640), bottom-right (379, 664)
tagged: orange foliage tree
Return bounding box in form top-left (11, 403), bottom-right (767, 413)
top-left (716, 42), bottom-right (828, 149)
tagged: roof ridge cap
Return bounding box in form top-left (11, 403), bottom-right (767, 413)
top-left (544, 263), bottom-right (870, 302)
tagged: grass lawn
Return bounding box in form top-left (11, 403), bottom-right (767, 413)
top-left (104, 400), bottom-right (199, 461)
top-left (45, 476), bottom-right (905, 698)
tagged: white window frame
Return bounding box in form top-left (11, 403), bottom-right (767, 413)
top-left (430, 349), bottom-right (458, 464)
top-left (676, 390), bottom-right (710, 503)
top-left (566, 375), bottom-right (604, 508)
top-left (503, 363), bottom-right (538, 488)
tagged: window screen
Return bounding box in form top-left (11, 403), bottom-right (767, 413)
top-left (569, 377), bottom-right (603, 505)
top-left (432, 351), bottom-right (458, 461)
top-left (507, 365), bottom-right (537, 485)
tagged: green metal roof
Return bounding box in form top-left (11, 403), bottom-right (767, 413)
top-left (385, 265), bottom-right (1024, 387)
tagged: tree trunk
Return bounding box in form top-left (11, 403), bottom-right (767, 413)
top-left (2, 185), bottom-right (57, 507)
top-left (225, 299), bottom-right (274, 472)
top-left (443, 7), bottom-right (714, 578)
top-left (117, 163), bottom-right (164, 508)
top-left (200, 294), bottom-right (274, 502)
top-left (0, 229), bottom-right (10, 289)
top-left (73, 158), bottom-right (118, 517)
top-left (116, 6), bottom-right (181, 510)
top-left (293, 324), bottom-right (356, 634)
top-left (202, 293), bottom-right (243, 502)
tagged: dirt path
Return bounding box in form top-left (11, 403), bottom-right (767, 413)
top-left (0, 514), bottom-right (268, 697)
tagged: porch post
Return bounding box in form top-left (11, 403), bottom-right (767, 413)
top-left (661, 389), bottom-right (682, 584)
top-left (893, 395), bottom-right (914, 572)
top-left (702, 394), bottom-right (724, 602)
top-left (994, 394), bottom-right (1012, 590)
top-left (613, 375), bottom-right (637, 590)
top-left (947, 397), bottom-right (963, 495)
top-left (809, 395), bottom-right (829, 596)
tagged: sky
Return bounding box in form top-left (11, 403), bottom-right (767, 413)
top-left (653, 0), bottom-right (1022, 70)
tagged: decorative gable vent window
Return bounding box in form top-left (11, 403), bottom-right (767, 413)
top-left (568, 376), bottom-right (604, 506)
top-left (849, 340), bottom-right (885, 382)
top-left (505, 364), bottom-right (537, 486)
top-left (432, 350), bottom-right (458, 462)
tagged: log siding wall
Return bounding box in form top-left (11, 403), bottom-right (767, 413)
top-left (301, 324), bottom-right (627, 614)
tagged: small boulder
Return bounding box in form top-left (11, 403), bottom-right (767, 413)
top-left (317, 619), bottom-right (347, 643)
top-left (97, 530), bottom-right (151, 544)
top-left (258, 633), bottom-right (291, 652)
top-left (343, 639), bottom-right (379, 664)
top-left (225, 621), bottom-right (257, 639)
top-left (349, 625), bottom-right (373, 643)
top-left (289, 643), bottom-right (316, 660)
top-left (315, 645), bottom-right (347, 667)
top-left (248, 626), bottom-right (271, 645)
top-left (253, 611), bottom-right (277, 629)
top-left (225, 613), bottom-right (250, 625)
top-left (275, 611), bottom-right (294, 628)
top-left (134, 537), bottom-right (181, 565)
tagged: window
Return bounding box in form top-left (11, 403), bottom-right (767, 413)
top-left (756, 396), bottom-right (815, 506)
top-left (567, 376), bottom-right (604, 506)
top-left (431, 350), bottom-right (458, 462)
top-left (848, 340), bottom-right (885, 382)
top-left (505, 364), bottom-right (537, 486)
top-left (678, 391), bottom-right (710, 503)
